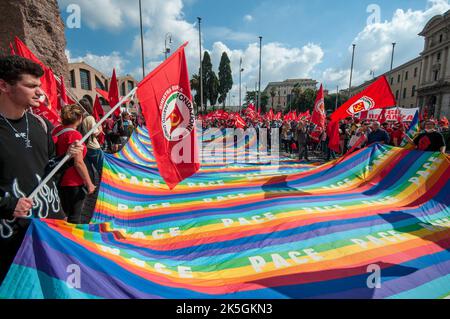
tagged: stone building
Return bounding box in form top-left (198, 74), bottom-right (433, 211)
top-left (263, 79), bottom-right (318, 111)
top-left (346, 10), bottom-right (450, 119)
top-left (68, 62), bottom-right (139, 113)
top-left (417, 10), bottom-right (450, 118)
top-left (0, 0), bottom-right (69, 79)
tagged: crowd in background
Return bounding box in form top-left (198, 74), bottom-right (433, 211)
top-left (198, 111), bottom-right (449, 161)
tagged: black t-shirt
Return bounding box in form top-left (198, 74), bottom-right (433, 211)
top-left (0, 112), bottom-right (65, 242)
top-left (413, 131), bottom-right (445, 152)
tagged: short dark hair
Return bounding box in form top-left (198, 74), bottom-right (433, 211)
top-left (0, 55), bottom-right (44, 85)
top-left (79, 98), bottom-right (93, 115)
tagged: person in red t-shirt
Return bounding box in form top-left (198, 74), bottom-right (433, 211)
top-left (52, 104), bottom-right (96, 224)
top-left (390, 122), bottom-right (405, 146)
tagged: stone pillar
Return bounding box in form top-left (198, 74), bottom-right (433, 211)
top-left (0, 0), bottom-right (68, 78)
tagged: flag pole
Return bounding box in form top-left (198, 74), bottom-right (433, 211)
top-left (28, 87), bottom-right (138, 200)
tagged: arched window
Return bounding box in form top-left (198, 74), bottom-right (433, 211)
top-left (95, 76), bottom-right (105, 90)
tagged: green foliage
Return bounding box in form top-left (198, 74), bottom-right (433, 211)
top-left (218, 52), bottom-right (233, 108)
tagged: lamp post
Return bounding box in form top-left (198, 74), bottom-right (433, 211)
top-left (138, 0), bottom-right (145, 79)
top-left (239, 57), bottom-right (244, 111)
top-left (257, 36), bottom-right (263, 112)
top-left (164, 33), bottom-right (172, 60)
top-left (348, 44), bottom-right (356, 97)
top-left (390, 42), bottom-right (396, 72)
top-left (197, 17), bottom-right (203, 114)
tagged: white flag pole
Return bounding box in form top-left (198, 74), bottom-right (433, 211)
top-left (28, 87), bottom-right (138, 200)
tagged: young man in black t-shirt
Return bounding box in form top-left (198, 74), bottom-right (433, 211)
top-left (0, 56), bottom-right (83, 284)
top-left (404, 120), bottom-right (446, 153)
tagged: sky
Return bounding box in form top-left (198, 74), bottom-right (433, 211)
top-left (59, 0), bottom-right (450, 105)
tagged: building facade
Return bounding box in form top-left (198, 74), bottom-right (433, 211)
top-left (68, 62), bottom-right (139, 113)
top-left (417, 10), bottom-right (450, 119)
top-left (263, 79), bottom-right (318, 111)
top-left (346, 10), bottom-right (450, 119)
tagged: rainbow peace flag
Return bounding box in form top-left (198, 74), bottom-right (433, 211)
top-left (0, 128), bottom-right (449, 299)
top-left (401, 111), bottom-right (420, 148)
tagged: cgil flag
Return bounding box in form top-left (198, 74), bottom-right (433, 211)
top-left (328, 76), bottom-right (395, 152)
top-left (136, 42), bottom-right (200, 189)
top-left (331, 76), bottom-right (395, 122)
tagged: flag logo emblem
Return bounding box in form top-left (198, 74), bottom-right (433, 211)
top-left (161, 87), bottom-right (195, 141)
top-left (348, 96), bottom-right (374, 115)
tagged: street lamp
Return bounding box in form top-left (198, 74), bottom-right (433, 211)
top-left (239, 57), bottom-right (244, 111)
top-left (164, 33), bottom-right (172, 60)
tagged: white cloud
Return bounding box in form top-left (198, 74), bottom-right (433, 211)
top-left (208, 41), bottom-right (324, 105)
top-left (244, 14), bottom-right (253, 22)
top-left (320, 0), bottom-right (450, 91)
top-left (66, 50), bottom-right (129, 76)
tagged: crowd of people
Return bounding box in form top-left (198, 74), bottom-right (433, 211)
top-left (0, 56), bottom-right (144, 284)
top-left (0, 55), bottom-right (448, 286)
top-left (198, 110), bottom-right (449, 161)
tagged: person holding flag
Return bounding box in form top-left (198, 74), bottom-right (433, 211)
top-left (403, 119), bottom-right (446, 153)
top-left (0, 55), bottom-right (83, 285)
top-left (328, 76), bottom-right (395, 154)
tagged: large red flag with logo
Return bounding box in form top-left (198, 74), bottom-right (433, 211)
top-left (328, 76), bottom-right (395, 153)
top-left (310, 84), bottom-right (326, 142)
top-left (137, 43), bottom-right (200, 189)
top-left (108, 69), bottom-right (121, 117)
top-left (14, 37), bottom-right (60, 126)
top-left (331, 76), bottom-right (395, 122)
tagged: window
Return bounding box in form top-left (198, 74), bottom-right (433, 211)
top-left (80, 69), bottom-right (91, 90)
top-left (70, 70), bottom-right (76, 88)
top-left (390, 77), bottom-right (393, 85)
top-left (397, 74), bottom-right (401, 83)
top-left (414, 67), bottom-right (418, 77)
top-left (121, 82), bottom-right (126, 96)
top-left (405, 71), bottom-right (408, 81)
top-left (412, 85), bottom-right (416, 97)
top-left (403, 88), bottom-right (407, 99)
top-left (128, 81), bottom-right (134, 92)
top-left (95, 76), bottom-right (105, 90)
top-left (395, 90), bottom-right (399, 100)
top-left (434, 70), bottom-right (439, 81)
top-left (437, 52), bottom-right (441, 61)
top-left (440, 34), bottom-right (443, 43)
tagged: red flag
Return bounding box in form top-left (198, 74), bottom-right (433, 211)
top-left (108, 69), bottom-right (121, 117)
top-left (234, 113), bottom-right (247, 129)
top-left (331, 76), bottom-right (395, 122)
top-left (327, 120), bottom-right (341, 153)
top-left (275, 111), bottom-right (282, 120)
top-left (136, 43), bottom-right (200, 189)
top-left (96, 88), bottom-right (110, 102)
top-left (310, 84), bottom-right (326, 142)
top-left (14, 37), bottom-right (60, 126)
top-left (93, 95), bottom-right (105, 122)
top-left (9, 42), bottom-right (16, 55)
top-left (378, 108), bottom-right (387, 123)
top-left (57, 75), bottom-right (69, 111)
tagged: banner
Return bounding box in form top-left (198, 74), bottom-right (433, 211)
top-left (357, 107), bottom-right (419, 122)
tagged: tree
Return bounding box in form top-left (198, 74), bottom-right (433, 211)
top-left (218, 52), bottom-right (233, 109)
top-left (269, 87), bottom-right (276, 109)
top-left (244, 91), bottom-right (257, 106)
top-left (260, 93), bottom-right (269, 112)
top-left (190, 74), bottom-right (201, 112)
top-left (200, 51), bottom-right (213, 112)
top-left (208, 71), bottom-right (220, 106)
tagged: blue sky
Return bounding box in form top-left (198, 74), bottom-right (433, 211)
top-left (59, 0), bottom-right (450, 103)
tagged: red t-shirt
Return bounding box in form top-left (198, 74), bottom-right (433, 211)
top-left (52, 126), bottom-right (87, 187)
top-left (390, 129), bottom-right (404, 146)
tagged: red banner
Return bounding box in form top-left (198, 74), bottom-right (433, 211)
top-left (137, 43), bottom-right (200, 189)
